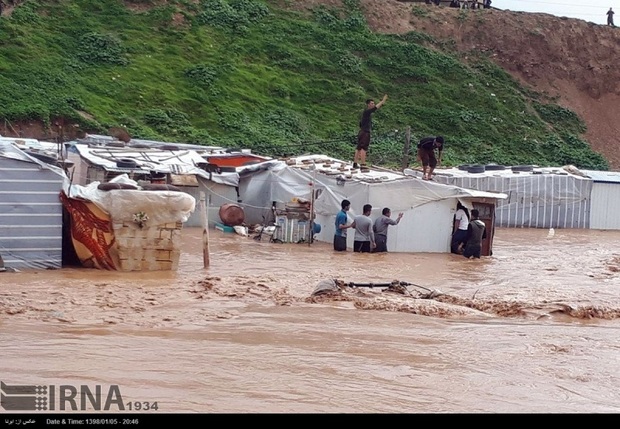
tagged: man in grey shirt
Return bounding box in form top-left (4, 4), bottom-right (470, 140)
top-left (351, 204), bottom-right (375, 253)
top-left (373, 207), bottom-right (403, 253)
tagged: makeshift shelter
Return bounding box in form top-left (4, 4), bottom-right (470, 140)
top-left (0, 142), bottom-right (67, 270)
top-left (411, 165), bottom-right (593, 229)
top-left (581, 169), bottom-right (620, 230)
top-left (239, 155), bottom-right (507, 254)
top-left (68, 140), bottom-right (240, 228)
top-left (61, 175), bottom-right (195, 272)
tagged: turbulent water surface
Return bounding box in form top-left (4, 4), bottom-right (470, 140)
top-left (1, 227), bottom-right (620, 413)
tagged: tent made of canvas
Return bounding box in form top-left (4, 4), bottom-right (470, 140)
top-left (238, 155), bottom-right (507, 253)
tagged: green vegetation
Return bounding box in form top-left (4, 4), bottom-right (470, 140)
top-left (0, 0), bottom-right (608, 170)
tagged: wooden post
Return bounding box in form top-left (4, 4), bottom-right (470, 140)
top-left (309, 168), bottom-right (317, 247)
top-left (401, 126), bottom-right (411, 171)
top-left (200, 192), bottom-right (210, 267)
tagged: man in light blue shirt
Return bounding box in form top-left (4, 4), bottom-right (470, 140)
top-left (334, 199), bottom-right (352, 251)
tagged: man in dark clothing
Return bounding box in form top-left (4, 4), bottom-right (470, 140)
top-left (463, 209), bottom-right (486, 259)
top-left (354, 94), bottom-right (388, 169)
top-left (416, 135), bottom-right (444, 180)
top-left (607, 8), bottom-right (615, 27)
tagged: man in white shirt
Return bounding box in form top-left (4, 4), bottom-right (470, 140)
top-left (451, 202), bottom-right (470, 254)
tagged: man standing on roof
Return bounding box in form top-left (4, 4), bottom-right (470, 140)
top-left (416, 135), bottom-right (444, 180)
top-left (354, 94), bottom-right (388, 169)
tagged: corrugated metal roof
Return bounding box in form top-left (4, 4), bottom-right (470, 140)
top-left (581, 170), bottom-right (620, 184)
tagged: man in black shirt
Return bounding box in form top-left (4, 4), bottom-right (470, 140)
top-left (354, 94), bottom-right (388, 169)
top-left (416, 135), bottom-right (444, 180)
top-left (463, 209), bottom-right (487, 259)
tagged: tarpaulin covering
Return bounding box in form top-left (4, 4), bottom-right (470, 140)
top-left (238, 155), bottom-right (506, 253)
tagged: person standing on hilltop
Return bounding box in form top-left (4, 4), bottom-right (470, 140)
top-left (607, 7), bottom-right (615, 26)
top-left (353, 94), bottom-right (388, 169)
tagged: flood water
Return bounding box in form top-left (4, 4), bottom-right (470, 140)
top-left (1, 227), bottom-right (620, 413)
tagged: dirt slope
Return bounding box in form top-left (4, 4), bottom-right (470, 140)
top-left (283, 0), bottom-right (620, 169)
top-left (3, 1), bottom-right (618, 168)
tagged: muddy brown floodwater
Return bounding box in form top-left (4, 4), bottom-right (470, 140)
top-left (1, 227), bottom-right (620, 413)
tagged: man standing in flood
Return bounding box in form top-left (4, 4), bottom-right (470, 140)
top-left (373, 207), bottom-right (403, 253)
top-left (354, 94), bottom-right (388, 169)
top-left (462, 209), bottom-right (486, 259)
top-left (351, 204), bottom-right (376, 253)
top-left (334, 199), bottom-right (353, 251)
top-left (451, 202), bottom-right (469, 254)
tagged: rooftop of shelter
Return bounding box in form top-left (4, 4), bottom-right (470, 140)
top-left (407, 164), bottom-right (597, 180)
top-left (282, 154), bottom-right (408, 183)
top-left (580, 169), bottom-right (620, 184)
top-left (73, 134), bottom-right (268, 157)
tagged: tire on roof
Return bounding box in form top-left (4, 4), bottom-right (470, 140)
top-left (511, 165), bottom-right (534, 172)
top-left (116, 158), bottom-right (139, 168)
top-left (485, 164), bottom-right (506, 171)
top-left (467, 164), bottom-right (486, 174)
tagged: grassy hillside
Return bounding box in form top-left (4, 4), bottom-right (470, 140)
top-left (0, 0), bottom-right (608, 170)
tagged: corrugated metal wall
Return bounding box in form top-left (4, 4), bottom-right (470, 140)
top-left (589, 183), bottom-right (620, 230)
top-left (435, 174), bottom-right (592, 229)
top-left (0, 157), bottom-right (65, 270)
